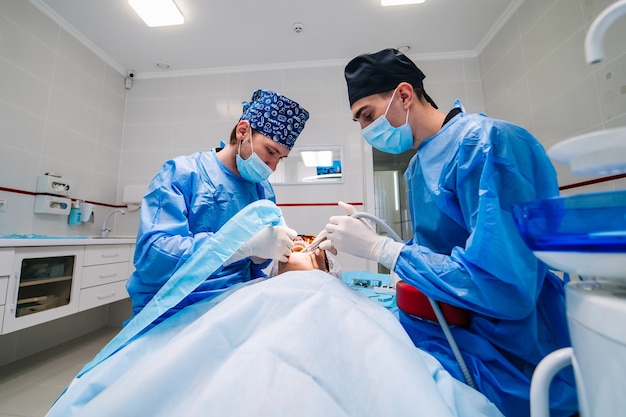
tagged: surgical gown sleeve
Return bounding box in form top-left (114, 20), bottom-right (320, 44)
top-left (396, 114), bottom-right (560, 320)
top-left (126, 150), bottom-right (275, 318)
top-left (133, 162), bottom-right (208, 284)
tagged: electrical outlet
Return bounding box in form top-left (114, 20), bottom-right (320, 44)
top-left (0, 199), bottom-right (6, 212)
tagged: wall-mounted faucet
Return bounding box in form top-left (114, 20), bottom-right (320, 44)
top-left (585, 0), bottom-right (626, 64)
top-left (101, 208), bottom-right (125, 238)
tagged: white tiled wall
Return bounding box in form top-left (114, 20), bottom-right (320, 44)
top-left (0, 0), bottom-right (127, 238)
top-left (480, 0), bottom-right (626, 190)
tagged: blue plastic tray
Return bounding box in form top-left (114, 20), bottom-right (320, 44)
top-left (512, 190), bottom-right (626, 253)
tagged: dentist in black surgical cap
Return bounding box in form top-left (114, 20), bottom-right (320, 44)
top-left (321, 48), bottom-right (578, 417)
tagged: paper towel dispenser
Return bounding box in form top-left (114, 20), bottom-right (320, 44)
top-left (36, 175), bottom-right (72, 196)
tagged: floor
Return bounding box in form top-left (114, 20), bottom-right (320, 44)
top-left (0, 327), bottom-right (119, 417)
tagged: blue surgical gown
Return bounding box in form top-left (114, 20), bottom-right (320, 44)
top-left (394, 105), bottom-right (578, 417)
top-left (126, 149), bottom-right (274, 323)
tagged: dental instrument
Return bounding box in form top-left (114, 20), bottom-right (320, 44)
top-left (303, 229), bottom-right (328, 253)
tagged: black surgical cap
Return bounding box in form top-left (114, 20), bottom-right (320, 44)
top-left (344, 48), bottom-right (438, 109)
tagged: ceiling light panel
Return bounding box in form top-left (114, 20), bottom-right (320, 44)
top-left (129, 0), bottom-right (184, 27)
top-left (381, 0), bottom-right (425, 6)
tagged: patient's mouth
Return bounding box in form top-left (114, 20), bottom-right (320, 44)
top-left (292, 244), bottom-right (307, 252)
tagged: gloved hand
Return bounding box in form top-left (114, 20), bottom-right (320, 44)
top-left (228, 225), bottom-right (297, 264)
top-left (319, 202), bottom-right (368, 255)
top-left (322, 201), bottom-right (403, 269)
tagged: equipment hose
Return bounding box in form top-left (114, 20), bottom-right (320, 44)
top-left (351, 212), bottom-right (477, 390)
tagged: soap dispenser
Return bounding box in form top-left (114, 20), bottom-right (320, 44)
top-left (68, 200), bottom-right (82, 225)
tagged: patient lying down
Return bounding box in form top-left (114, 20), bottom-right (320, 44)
top-left (273, 234), bottom-right (339, 276)
top-left (46, 272), bottom-right (502, 417)
top-left (45, 238), bottom-right (502, 417)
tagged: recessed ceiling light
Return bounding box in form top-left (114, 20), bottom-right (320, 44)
top-left (129, 0), bottom-right (184, 27)
top-left (381, 0), bottom-right (425, 6)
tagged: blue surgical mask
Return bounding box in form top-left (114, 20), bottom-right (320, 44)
top-left (236, 130), bottom-right (273, 183)
top-left (361, 89), bottom-right (413, 154)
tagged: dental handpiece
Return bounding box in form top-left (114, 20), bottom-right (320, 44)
top-left (303, 210), bottom-right (402, 254)
top-left (303, 229), bottom-right (328, 253)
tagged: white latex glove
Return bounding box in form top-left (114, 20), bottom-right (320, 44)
top-left (319, 201), bottom-right (372, 255)
top-left (324, 213), bottom-right (384, 261)
top-left (322, 201), bottom-right (403, 269)
top-left (228, 225), bottom-right (296, 264)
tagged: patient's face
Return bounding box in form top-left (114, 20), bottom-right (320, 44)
top-left (278, 235), bottom-right (329, 274)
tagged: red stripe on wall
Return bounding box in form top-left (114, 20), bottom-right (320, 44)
top-left (3, 172), bottom-right (625, 209)
top-left (277, 202), bottom-right (364, 207)
top-left (0, 186), bottom-right (124, 208)
top-left (557, 173), bottom-right (626, 190)
top-left (0, 186), bottom-right (34, 196)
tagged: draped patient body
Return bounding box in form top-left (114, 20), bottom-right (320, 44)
top-left (46, 272), bottom-right (503, 417)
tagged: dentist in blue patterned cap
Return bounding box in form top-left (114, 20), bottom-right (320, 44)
top-left (126, 89), bottom-right (310, 324)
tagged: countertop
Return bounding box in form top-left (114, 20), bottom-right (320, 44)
top-left (0, 236), bottom-right (136, 247)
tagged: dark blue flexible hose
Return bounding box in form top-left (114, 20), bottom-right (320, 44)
top-left (352, 211), bottom-right (477, 389)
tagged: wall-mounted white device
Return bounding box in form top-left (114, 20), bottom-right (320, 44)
top-left (36, 174), bottom-right (72, 196)
top-left (125, 70), bottom-right (135, 89)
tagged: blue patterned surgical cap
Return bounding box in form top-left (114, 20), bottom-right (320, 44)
top-left (240, 89), bottom-right (310, 150)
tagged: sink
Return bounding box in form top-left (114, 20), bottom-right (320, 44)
top-left (0, 234), bottom-right (135, 249)
top-left (0, 234), bottom-right (90, 239)
top-left (0, 234), bottom-right (135, 240)
top-left (91, 236), bottom-right (136, 240)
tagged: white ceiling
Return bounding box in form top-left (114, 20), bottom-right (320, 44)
top-left (31, 0), bottom-right (520, 78)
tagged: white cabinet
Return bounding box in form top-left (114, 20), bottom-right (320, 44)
top-left (0, 280), bottom-right (5, 332)
top-left (84, 244), bottom-right (130, 267)
top-left (79, 245), bottom-right (131, 311)
top-left (0, 242), bottom-right (133, 334)
top-left (82, 262), bottom-right (130, 288)
top-left (79, 280), bottom-right (128, 311)
top-left (0, 248), bottom-right (14, 334)
top-left (2, 246), bottom-right (84, 334)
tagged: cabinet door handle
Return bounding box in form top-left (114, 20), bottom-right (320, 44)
top-left (98, 273), bottom-right (118, 279)
top-left (9, 272), bottom-right (19, 313)
top-left (96, 292), bottom-right (116, 300)
top-left (101, 253), bottom-right (120, 258)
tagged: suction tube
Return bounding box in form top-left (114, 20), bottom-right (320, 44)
top-left (351, 211), bottom-right (477, 390)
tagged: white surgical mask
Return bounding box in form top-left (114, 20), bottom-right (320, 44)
top-left (361, 88), bottom-right (413, 154)
top-left (236, 129), bottom-right (273, 183)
